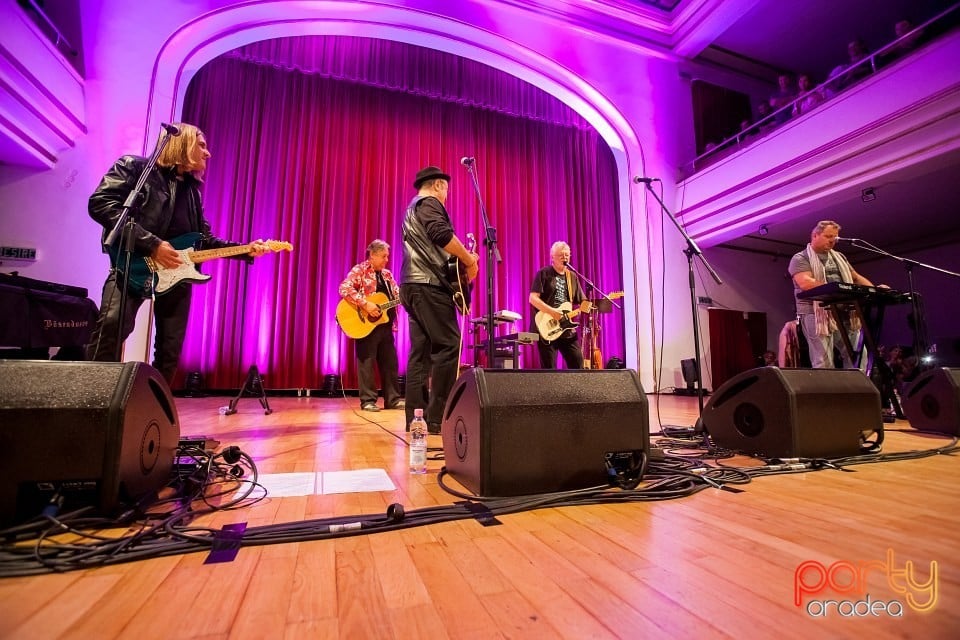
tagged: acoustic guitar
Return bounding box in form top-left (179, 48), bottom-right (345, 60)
top-left (335, 292), bottom-right (401, 339)
top-left (108, 232), bottom-right (293, 296)
top-left (535, 291), bottom-right (624, 342)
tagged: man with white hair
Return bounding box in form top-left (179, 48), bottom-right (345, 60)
top-left (529, 241), bottom-right (592, 369)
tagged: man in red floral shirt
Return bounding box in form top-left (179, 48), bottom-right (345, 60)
top-left (338, 240), bottom-right (404, 411)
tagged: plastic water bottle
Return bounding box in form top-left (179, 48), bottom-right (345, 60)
top-left (409, 409), bottom-right (427, 474)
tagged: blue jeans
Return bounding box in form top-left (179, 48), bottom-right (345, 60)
top-left (799, 313), bottom-right (861, 369)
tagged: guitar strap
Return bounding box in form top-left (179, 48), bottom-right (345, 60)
top-left (563, 269), bottom-right (577, 339)
top-left (376, 271), bottom-right (392, 300)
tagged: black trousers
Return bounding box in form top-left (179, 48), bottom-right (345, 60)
top-left (537, 332), bottom-right (584, 369)
top-left (356, 322), bottom-right (401, 407)
top-left (400, 283), bottom-right (460, 429)
top-left (85, 270), bottom-right (191, 384)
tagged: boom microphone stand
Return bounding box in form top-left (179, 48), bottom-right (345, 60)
top-left (842, 237), bottom-right (960, 364)
top-left (461, 157), bottom-right (502, 367)
top-left (102, 123), bottom-right (180, 360)
top-left (564, 262), bottom-right (621, 312)
top-left (636, 177), bottom-right (722, 418)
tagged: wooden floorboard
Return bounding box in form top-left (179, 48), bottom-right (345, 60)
top-left (1, 394), bottom-right (958, 639)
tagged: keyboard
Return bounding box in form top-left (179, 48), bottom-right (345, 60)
top-left (797, 282), bottom-right (909, 305)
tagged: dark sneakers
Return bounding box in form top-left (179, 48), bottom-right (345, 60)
top-left (386, 400), bottom-right (405, 410)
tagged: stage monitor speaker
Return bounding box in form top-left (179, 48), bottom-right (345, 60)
top-left (441, 368), bottom-right (649, 496)
top-left (701, 367), bottom-right (882, 459)
top-left (902, 367), bottom-right (960, 435)
top-left (0, 361), bottom-right (180, 525)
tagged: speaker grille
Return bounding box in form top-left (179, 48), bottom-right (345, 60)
top-left (442, 369), bottom-right (649, 496)
top-left (903, 368), bottom-right (960, 435)
top-left (0, 361), bottom-right (180, 524)
top-left (732, 402), bottom-right (764, 438)
top-left (702, 367), bottom-right (882, 459)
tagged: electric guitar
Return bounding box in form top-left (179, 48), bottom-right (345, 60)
top-left (446, 232), bottom-right (477, 314)
top-left (535, 291), bottom-right (624, 342)
top-left (335, 292), bottom-right (401, 339)
top-left (108, 232), bottom-right (293, 296)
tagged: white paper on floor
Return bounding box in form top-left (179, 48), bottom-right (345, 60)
top-left (245, 469), bottom-right (396, 497)
top-left (321, 469), bottom-right (396, 494)
top-left (252, 472), bottom-right (317, 497)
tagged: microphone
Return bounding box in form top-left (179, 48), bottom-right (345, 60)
top-left (836, 237), bottom-right (861, 243)
top-left (633, 176), bottom-right (660, 184)
top-left (460, 156), bottom-right (475, 167)
top-left (160, 122), bottom-right (181, 136)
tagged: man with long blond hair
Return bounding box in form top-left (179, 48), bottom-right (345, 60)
top-left (86, 123), bottom-right (270, 383)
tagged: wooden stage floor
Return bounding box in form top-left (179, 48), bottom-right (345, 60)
top-left (1, 393), bottom-right (958, 639)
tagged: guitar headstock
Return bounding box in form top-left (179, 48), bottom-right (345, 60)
top-left (465, 232), bottom-right (477, 254)
top-left (608, 291), bottom-right (625, 300)
top-left (266, 240), bottom-right (294, 252)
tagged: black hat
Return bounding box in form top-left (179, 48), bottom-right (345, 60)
top-left (413, 166), bottom-right (451, 190)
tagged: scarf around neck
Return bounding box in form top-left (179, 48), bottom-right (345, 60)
top-left (805, 244), bottom-right (859, 336)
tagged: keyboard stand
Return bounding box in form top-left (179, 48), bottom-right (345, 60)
top-left (822, 301), bottom-right (903, 418)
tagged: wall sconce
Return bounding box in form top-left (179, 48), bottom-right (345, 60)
top-left (861, 187), bottom-right (877, 202)
top-left (758, 224), bottom-right (769, 236)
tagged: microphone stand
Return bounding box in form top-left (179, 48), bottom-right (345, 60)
top-left (641, 181), bottom-right (722, 419)
top-left (462, 159), bottom-right (502, 367)
top-left (846, 238), bottom-right (960, 363)
top-left (565, 263), bottom-right (621, 311)
top-left (103, 128), bottom-right (176, 360)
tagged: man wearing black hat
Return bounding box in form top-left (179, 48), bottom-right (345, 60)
top-left (400, 166), bottom-right (479, 433)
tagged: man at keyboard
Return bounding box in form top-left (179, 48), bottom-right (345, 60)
top-left (788, 220), bottom-right (879, 368)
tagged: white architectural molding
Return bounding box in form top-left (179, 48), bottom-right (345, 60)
top-left (0, 1), bottom-right (85, 168)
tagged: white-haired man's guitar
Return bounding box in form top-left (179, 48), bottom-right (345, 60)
top-left (535, 291), bottom-right (624, 342)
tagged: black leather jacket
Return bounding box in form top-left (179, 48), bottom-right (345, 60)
top-left (401, 195), bottom-right (455, 287)
top-left (89, 155), bottom-right (235, 256)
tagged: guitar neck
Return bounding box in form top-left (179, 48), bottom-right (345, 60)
top-left (190, 243), bottom-right (257, 263)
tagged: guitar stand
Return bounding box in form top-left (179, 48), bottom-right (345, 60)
top-left (224, 365), bottom-right (273, 415)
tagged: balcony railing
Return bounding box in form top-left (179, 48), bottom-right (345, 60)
top-left (17, 0), bottom-right (78, 58)
top-left (680, 2), bottom-right (960, 179)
